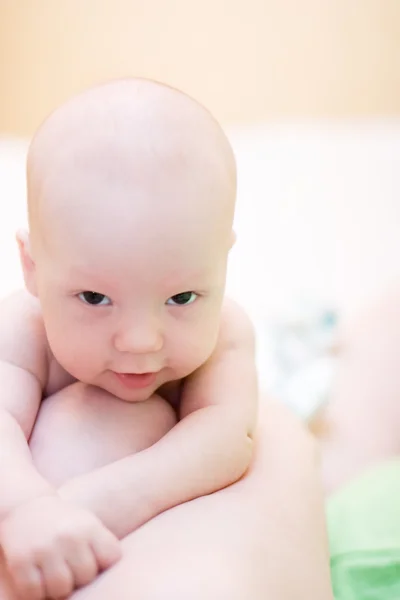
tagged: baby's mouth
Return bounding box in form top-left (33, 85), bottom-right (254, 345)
top-left (114, 371), bottom-right (157, 389)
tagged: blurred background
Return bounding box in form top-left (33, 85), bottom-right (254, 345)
top-left (1, 0), bottom-right (399, 414)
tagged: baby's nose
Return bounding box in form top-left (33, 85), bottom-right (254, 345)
top-left (113, 320), bottom-right (163, 354)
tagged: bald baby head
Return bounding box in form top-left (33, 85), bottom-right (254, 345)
top-left (27, 78), bottom-right (237, 256)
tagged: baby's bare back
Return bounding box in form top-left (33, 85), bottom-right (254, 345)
top-left (0, 290), bottom-right (176, 488)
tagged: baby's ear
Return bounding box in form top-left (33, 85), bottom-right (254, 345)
top-left (16, 229), bottom-right (38, 297)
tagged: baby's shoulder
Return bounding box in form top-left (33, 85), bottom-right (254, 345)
top-left (0, 289), bottom-right (49, 388)
top-left (218, 298), bottom-right (255, 351)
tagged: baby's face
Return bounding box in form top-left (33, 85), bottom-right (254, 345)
top-left (24, 78), bottom-right (237, 401)
top-left (31, 165), bottom-right (231, 402)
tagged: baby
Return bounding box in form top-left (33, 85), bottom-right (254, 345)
top-left (0, 79), bottom-right (258, 600)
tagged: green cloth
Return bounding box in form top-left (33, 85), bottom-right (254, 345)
top-left (327, 459), bottom-right (400, 599)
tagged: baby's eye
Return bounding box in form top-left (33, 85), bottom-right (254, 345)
top-left (166, 292), bottom-right (197, 306)
top-left (78, 291), bottom-right (112, 306)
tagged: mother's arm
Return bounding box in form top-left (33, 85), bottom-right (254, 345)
top-left (73, 398), bottom-right (333, 600)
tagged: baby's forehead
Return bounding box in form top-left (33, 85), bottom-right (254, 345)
top-left (50, 208), bottom-right (223, 264)
top-left (45, 216), bottom-right (225, 293)
top-left (41, 165), bottom-right (228, 245)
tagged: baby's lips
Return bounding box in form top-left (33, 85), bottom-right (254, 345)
top-left (114, 371), bottom-right (157, 389)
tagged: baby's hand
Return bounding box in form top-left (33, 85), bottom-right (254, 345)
top-left (0, 495), bottom-right (121, 599)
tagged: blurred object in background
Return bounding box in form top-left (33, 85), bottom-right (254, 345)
top-left (0, 0), bottom-right (399, 416)
top-left (265, 302), bottom-right (338, 419)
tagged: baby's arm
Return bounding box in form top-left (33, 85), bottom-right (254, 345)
top-left (0, 292), bottom-right (54, 516)
top-left (60, 300), bottom-right (258, 538)
top-left (0, 292), bottom-right (120, 600)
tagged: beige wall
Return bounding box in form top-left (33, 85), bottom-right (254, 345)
top-left (0, 0), bottom-right (399, 135)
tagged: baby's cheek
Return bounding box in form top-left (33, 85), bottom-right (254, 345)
top-left (46, 321), bottom-right (101, 380)
top-left (169, 325), bottom-right (218, 374)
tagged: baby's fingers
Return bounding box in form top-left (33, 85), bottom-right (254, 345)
top-left (90, 527), bottom-right (121, 572)
top-left (7, 561), bottom-right (45, 600)
top-left (40, 554), bottom-right (74, 599)
top-left (65, 541), bottom-right (98, 588)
